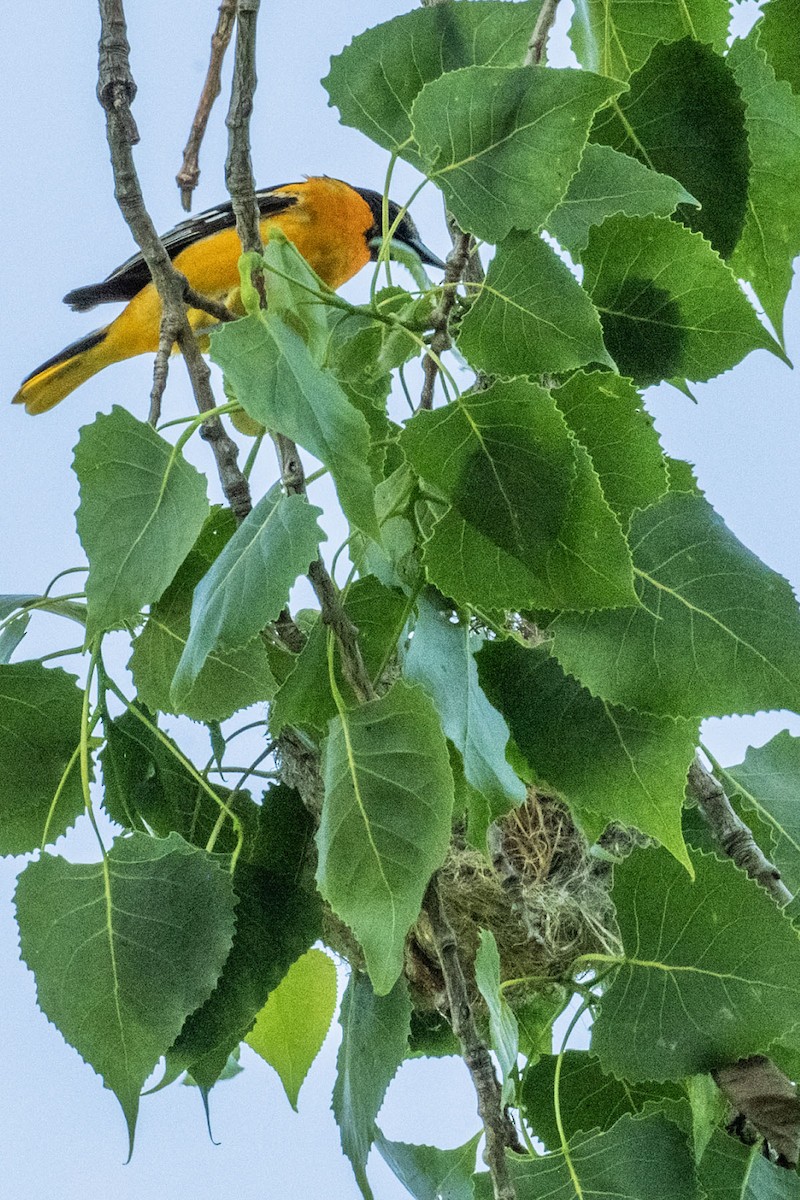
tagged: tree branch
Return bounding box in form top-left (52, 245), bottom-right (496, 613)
top-left (224, 0), bottom-right (268, 307)
top-left (96, 0), bottom-right (252, 523)
top-left (688, 755), bottom-right (792, 907)
top-left (419, 231), bottom-right (476, 410)
top-left (424, 875), bottom-right (519, 1200)
top-left (523, 0), bottom-right (561, 66)
top-left (176, 0), bottom-right (237, 211)
top-left (272, 434), bottom-right (376, 704)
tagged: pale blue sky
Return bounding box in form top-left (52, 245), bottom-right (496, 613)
top-left (2, 2), bottom-right (799, 1197)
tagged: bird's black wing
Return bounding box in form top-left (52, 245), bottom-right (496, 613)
top-left (63, 186), bottom-right (298, 312)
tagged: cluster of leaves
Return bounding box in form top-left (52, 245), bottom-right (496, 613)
top-left (4, 0), bottom-right (800, 1197)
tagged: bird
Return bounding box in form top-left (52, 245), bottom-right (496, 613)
top-left (13, 176), bottom-right (445, 415)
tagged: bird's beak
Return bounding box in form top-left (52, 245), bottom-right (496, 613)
top-left (400, 236), bottom-right (447, 271)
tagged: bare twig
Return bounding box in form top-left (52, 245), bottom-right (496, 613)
top-left (272, 433), bottom-right (376, 703)
top-left (176, 0), bottom-right (237, 211)
top-left (224, 0), bottom-right (268, 309)
top-left (419, 231), bottom-right (475, 410)
top-left (523, 0), bottom-right (561, 66)
top-left (424, 876), bottom-right (519, 1200)
top-left (688, 756), bottom-right (792, 907)
top-left (96, 0), bottom-right (252, 522)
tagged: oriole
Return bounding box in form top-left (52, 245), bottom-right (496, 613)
top-left (13, 177), bottom-right (445, 415)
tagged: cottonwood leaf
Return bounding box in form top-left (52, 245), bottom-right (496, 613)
top-left (129, 508), bottom-right (276, 722)
top-left (0, 614), bottom-right (29, 664)
top-left (592, 846), bottom-right (800, 1081)
top-left (591, 38), bottom-right (749, 257)
top-left (404, 595), bottom-right (525, 819)
top-left (246, 948), bottom-right (337, 1109)
top-left (316, 680), bottom-right (454, 995)
top-left (401, 380), bottom-right (577, 578)
top-left (457, 232), bottom-right (614, 376)
top-left (726, 731), bottom-right (800, 902)
top-left (374, 1130), bottom-right (481, 1200)
top-left (521, 1052), bottom-right (683, 1151)
top-left (583, 215), bottom-right (785, 387)
top-left (333, 971), bottom-right (412, 1200)
top-left (569, 0), bottom-right (730, 81)
top-left (758, 0), bottom-right (800, 95)
top-left (211, 315), bottom-right (378, 540)
top-left (473, 1112), bottom-right (696, 1199)
top-left (728, 34), bottom-right (800, 342)
top-left (270, 575), bottom-right (410, 735)
top-left (100, 710), bottom-right (257, 853)
top-left (698, 1128), bottom-right (799, 1200)
top-left (411, 66), bottom-right (623, 243)
top-left (554, 371), bottom-right (668, 526)
top-left (478, 642), bottom-right (696, 870)
top-left (15, 833), bottom-right (236, 1150)
top-left (547, 143), bottom-right (697, 257)
top-left (74, 407), bottom-right (209, 638)
top-left (324, 2), bottom-right (539, 159)
top-left (420, 438), bottom-right (636, 613)
top-left (0, 663), bottom-right (85, 855)
top-left (170, 861), bottom-right (321, 1090)
top-left (475, 929), bottom-right (518, 1104)
top-left (172, 486), bottom-right (323, 700)
top-left (551, 492), bottom-right (800, 718)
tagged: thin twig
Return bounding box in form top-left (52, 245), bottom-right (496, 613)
top-left (176, 0), bottom-right (237, 211)
top-left (523, 0), bottom-right (561, 66)
top-left (273, 433), bottom-right (376, 704)
top-left (96, 0), bottom-right (252, 523)
top-left (688, 755), bottom-right (792, 907)
top-left (423, 876), bottom-right (518, 1200)
top-left (224, 0), bottom-right (268, 307)
top-left (419, 231), bottom-right (474, 410)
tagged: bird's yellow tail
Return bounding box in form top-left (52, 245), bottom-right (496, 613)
top-left (12, 327), bottom-right (112, 415)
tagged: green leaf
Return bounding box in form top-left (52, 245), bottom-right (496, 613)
top-left (475, 929), bottom-right (519, 1103)
top-left (0, 594), bottom-right (38, 620)
top-left (402, 379), bottom-right (577, 570)
top-left (547, 144), bottom-right (697, 257)
top-left (324, 2), bottom-right (539, 158)
top-left (478, 642), bottom-right (696, 869)
top-left (270, 575), bottom-right (410, 735)
top-left (728, 34), bottom-right (800, 342)
top-left (0, 663), bottom-right (84, 855)
top-left (333, 971), bottom-right (412, 1200)
top-left (172, 486), bottom-right (323, 700)
top-left (420, 423), bottom-right (636, 612)
top-left (726, 732), bottom-right (800, 901)
top-left (457, 233), bottom-right (614, 376)
top-left (374, 1130), bottom-right (481, 1200)
top-left (404, 595), bottom-right (526, 819)
top-left (129, 508), bottom-right (276, 722)
top-left (758, 0), bottom-right (800, 95)
top-left (0, 614), bottom-right (30, 663)
top-left (169, 867), bottom-right (320, 1090)
top-left (698, 1127), bottom-right (799, 1200)
top-left (591, 39), bottom-right (749, 257)
top-left (551, 492), bottom-right (800, 718)
top-left (569, 0), bottom-right (730, 81)
top-left (474, 1112), bottom-right (696, 1199)
top-left (554, 371), bottom-right (668, 526)
top-left (73, 407), bottom-right (209, 638)
top-left (211, 315), bottom-right (379, 539)
top-left (100, 710), bottom-right (256, 852)
top-left (15, 833), bottom-right (236, 1149)
top-left (411, 66), bottom-right (623, 243)
top-left (583, 215), bottom-right (784, 387)
top-left (521, 1052), bottom-right (683, 1151)
top-left (592, 846), bottom-right (800, 1081)
top-left (316, 680), bottom-right (454, 995)
top-left (246, 948), bottom-right (337, 1109)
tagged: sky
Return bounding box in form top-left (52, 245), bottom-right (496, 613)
top-left (1, 1), bottom-right (799, 1198)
